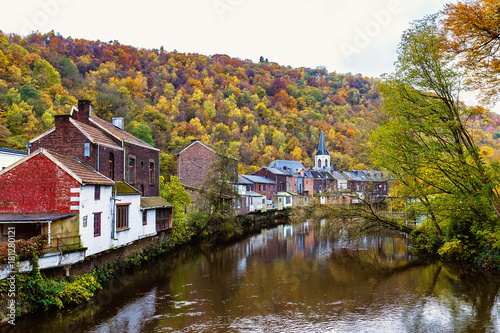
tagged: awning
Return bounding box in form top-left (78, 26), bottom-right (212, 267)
top-left (0, 213), bottom-right (76, 223)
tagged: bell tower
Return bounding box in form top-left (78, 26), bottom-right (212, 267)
top-left (315, 130), bottom-right (330, 169)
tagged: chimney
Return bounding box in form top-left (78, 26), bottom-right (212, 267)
top-left (54, 114), bottom-right (71, 129)
top-left (73, 100), bottom-right (92, 123)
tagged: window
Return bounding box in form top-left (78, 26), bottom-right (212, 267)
top-left (84, 143), bottom-right (90, 157)
top-left (93, 213), bottom-right (101, 237)
top-left (142, 211), bottom-right (147, 226)
top-left (318, 159), bottom-right (322, 168)
top-left (116, 204), bottom-right (129, 230)
top-left (109, 153), bottom-right (115, 180)
top-left (259, 184), bottom-right (261, 191)
top-left (94, 185), bottom-right (100, 200)
top-left (128, 157), bottom-right (135, 183)
top-left (149, 161), bottom-right (155, 186)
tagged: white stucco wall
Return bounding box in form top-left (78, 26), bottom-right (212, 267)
top-left (78, 185), bottom-right (157, 257)
top-left (0, 150), bottom-right (27, 170)
top-left (78, 185), bottom-right (114, 256)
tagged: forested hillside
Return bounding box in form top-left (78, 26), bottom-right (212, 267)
top-left (1, 31), bottom-right (499, 176)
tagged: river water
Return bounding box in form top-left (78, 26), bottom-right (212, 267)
top-left (6, 222), bottom-right (500, 333)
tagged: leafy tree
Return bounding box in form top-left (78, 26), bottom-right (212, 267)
top-left (372, 15), bottom-right (500, 249)
top-left (159, 175), bottom-right (191, 221)
top-left (442, 0), bottom-right (500, 105)
top-left (198, 149), bottom-right (240, 238)
top-left (129, 122), bottom-right (155, 146)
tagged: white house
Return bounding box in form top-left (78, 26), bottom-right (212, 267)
top-left (0, 147), bottom-right (28, 170)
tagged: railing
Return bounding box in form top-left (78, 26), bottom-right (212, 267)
top-left (43, 235), bottom-right (82, 253)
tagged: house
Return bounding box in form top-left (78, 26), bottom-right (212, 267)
top-left (30, 100), bottom-right (160, 197)
top-left (272, 192), bottom-right (293, 210)
top-left (253, 167), bottom-right (287, 193)
top-left (0, 148), bottom-right (172, 275)
top-left (177, 140), bottom-right (238, 203)
top-left (238, 174), bottom-right (276, 200)
top-left (235, 175), bottom-right (267, 213)
top-left (0, 147), bottom-right (28, 170)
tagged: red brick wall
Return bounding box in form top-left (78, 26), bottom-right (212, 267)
top-left (177, 142), bottom-right (218, 189)
top-left (0, 154), bottom-right (79, 213)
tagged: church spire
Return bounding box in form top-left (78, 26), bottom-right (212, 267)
top-left (314, 130), bottom-right (330, 169)
top-left (315, 130), bottom-right (329, 156)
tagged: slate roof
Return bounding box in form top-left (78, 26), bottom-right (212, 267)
top-left (239, 175), bottom-right (276, 184)
top-left (269, 160), bottom-right (305, 170)
top-left (0, 147), bottom-right (28, 156)
top-left (140, 197), bottom-right (173, 209)
top-left (316, 130), bottom-right (329, 156)
top-left (238, 175), bottom-right (254, 185)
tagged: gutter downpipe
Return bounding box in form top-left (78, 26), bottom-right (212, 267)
top-left (111, 185), bottom-right (118, 240)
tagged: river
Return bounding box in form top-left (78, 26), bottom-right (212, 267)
top-left (6, 222), bottom-right (500, 332)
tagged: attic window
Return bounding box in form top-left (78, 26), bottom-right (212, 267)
top-left (84, 143), bottom-right (90, 157)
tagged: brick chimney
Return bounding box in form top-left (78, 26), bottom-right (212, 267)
top-left (54, 114), bottom-right (71, 129)
top-left (72, 100), bottom-right (92, 123)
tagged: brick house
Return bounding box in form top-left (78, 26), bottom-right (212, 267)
top-left (30, 100), bottom-right (160, 197)
top-left (177, 140), bottom-right (238, 202)
top-left (238, 174), bottom-right (276, 200)
top-left (0, 149), bottom-right (172, 276)
top-left (253, 167), bottom-right (288, 193)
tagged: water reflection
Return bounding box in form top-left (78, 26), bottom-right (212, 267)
top-left (7, 222), bottom-right (500, 333)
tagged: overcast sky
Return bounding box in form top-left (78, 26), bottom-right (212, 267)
top-left (3, 0), bottom-right (494, 111)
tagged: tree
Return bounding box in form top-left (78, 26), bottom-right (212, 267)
top-left (198, 149), bottom-right (240, 238)
top-left (441, 0), bottom-right (500, 105)
top-left (372, 15), bottom-right (500, 248)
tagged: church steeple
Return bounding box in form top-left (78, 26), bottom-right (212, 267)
top-left (315, 130), bottom-right (330, 169)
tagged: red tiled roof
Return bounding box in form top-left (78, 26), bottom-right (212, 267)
top-left (72, 119), bottom-right (122, 150)
top-left (90, 116), bottom-right (158, 150)
top-left (48, 151), bottom-right (114, 185)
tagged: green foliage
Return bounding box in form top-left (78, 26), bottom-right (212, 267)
top-left (129, 122), bottom-right (155, 146)
top-left (159, 175), bottom-right (191, 220)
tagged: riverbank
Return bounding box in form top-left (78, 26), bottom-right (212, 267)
top-left (0, 209), bottom-right (289, 326)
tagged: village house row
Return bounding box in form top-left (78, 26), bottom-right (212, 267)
top-left (177, 129), bottom-right (389, 213)
top-left (0, 100), bottom-right (389, 278)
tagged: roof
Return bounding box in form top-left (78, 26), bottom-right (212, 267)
top-left (238, 175), bottom-right (254, 185)
top-left (71, 119), bottom-right (123, 150)
top-left (49, 151), bottom-right (115, 185)
top-left (140, 197), bottom-right (173, 209)
top-left (239, 175), bottom-right (276, 185)
top-left (245, 191), bottom-right (265, 197)
top-left (0, 147), bottom-right (28, 156)
top-left (0, 149), bottom-right (114, 185)
top-left (316, 130), bottom-right (329, 156)
top-left (276, 192), bottom-right (292, 196)
top-left (330, 171), bottom-right (348, 181)
top-left (0, 212), bottom-right (76, 222)
top-left (115, 181), bottom-right (140, 195)
top-left (177, 140), bottom-right (238, 161)
top-left (90, 115), bottom-right (160, 151)
top-left (269, 160), bottom-right (305, 170)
